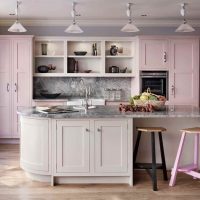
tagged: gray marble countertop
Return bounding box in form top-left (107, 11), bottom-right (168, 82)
top-left (17, 105), bottom-right (200, 119)
top-left (33, 98), bottom-right (129, 102)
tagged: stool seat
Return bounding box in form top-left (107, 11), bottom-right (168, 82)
top-left (137, 127), bottom-right (166, 132)
top-left (180, 127), bottom-right (200, 133)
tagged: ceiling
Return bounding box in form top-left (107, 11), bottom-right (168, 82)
top-left (1, 0), bottom-right (200, 27)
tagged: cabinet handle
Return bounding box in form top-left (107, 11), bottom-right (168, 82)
top-left (97, 128), bottom-right (101, 132)
top-left (14, 83), bottom-right (17, 92)
top-left (7, 83), bottom-right (10, 92)
top-left (85, 128), bottom-right (90, 132)
top-left (164, 52), bottom-right (167, 63)
top-left (171, 85), bottom-right (175, 96)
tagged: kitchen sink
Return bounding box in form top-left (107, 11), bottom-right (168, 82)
top-left (73, 105), bottom-right (96, 110)
top-left (36, 106), bottom-right (79, 114)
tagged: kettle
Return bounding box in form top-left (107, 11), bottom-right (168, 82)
top-left (109, 66), bottom-right (119, 73)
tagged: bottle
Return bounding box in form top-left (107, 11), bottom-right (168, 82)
top-left (92, 43), bottom-right (97, 56)
top-left (74, 60), bottom-right (79, 73)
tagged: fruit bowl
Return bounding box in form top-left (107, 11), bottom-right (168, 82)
top-left (133, 99), bottom-right (166, 110)
top-left (130, 88), bottom-right (166, 111)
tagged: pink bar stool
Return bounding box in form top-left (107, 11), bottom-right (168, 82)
top-left (169, 127), bottom-right (200, 186)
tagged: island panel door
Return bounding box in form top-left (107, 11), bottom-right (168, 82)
top-left (0, 39), bottom-right (12, 138)
top-left (94, 120), bottom-right (128, 173)
top-left (56, 120), bottom-right (90, 173)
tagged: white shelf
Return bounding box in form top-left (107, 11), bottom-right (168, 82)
top-left (68, 55), bottom-right (101, 58)
top-left (33, 73), bottom-right (65, 77)
top-left (34, 37), bottom-right (136, 78)
top-left (106, 55), bottom-right (133, 58)
top-left (35, 55), bottom-right (64, 58)
top-left (33, 73), bottom-right (134, 78)
top-left (103, 73), bottom-right (134, 77)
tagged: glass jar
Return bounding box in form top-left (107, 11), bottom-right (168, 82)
top-left (110, 89), bottom-right (116, 100)
top-left (104, 88), bottom-right (110, 100)
top-left (115, 89), bottom-right (122, 100)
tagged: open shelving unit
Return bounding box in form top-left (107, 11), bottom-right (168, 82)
top-left (33, 37), bottom-right (136, 77)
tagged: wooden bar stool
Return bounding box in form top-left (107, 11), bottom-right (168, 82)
top-left (133, 127), bottom-right (168, 191)
top-left (169, 127), bottom-right (200, 187)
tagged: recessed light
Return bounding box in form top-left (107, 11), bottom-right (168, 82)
top-left (141, 14), bottom-right (147, 17)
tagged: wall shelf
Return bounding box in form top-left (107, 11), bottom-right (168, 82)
top-left (68, 55), bottom-right (102, 58)
top-left (34, 37), bottom-right (136, 78)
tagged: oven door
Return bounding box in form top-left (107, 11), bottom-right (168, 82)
top-left (141, 77), bottom-right (168, 98)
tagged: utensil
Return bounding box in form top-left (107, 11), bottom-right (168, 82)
top-left (40, 92), bottom-right (61, 99)
top-left (67, 58), bottom-right (76, 73)
top-left (109, 66), bottom-right (119, 73)
top-left (110, 45), bottom-right (118, 56)
top-left (84, 70), bottom-right (92, 73)
top-left (74, 51), bottom-right (87, 56)
top-left (37, 65), bottom-right (49, 73)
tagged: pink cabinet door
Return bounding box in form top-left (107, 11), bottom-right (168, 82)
top-left (169, 39), bottom-right (199, 106)
top-left (13, 38), bottom-right (32, 138)
top-left (0, 39), bottom-right (12, 138)
top-left (140, 39), bottom-right (169, 70)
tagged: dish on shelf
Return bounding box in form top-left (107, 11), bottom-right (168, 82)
top-left (84, 70), bottom-right (92, 73)
top-left (40, 92), bottom-right (61, 99)
top-left (74, 51), bottom-right (87, 56)
top-left (37, 65), bottom-right (49, 73)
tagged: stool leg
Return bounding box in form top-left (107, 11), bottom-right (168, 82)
top-left (169, 132), bottom-right (186, 187)
top-left (193, 133), bottom-right (199, 178)
top-left (158, 132), bottom-right (168, 181)
top-left (133, 131), bottom-right (142, 165)
top-left (151, 132), bottom-right (157, 191)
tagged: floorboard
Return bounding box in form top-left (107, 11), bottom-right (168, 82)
top-left (0, 144), bottom-right (200, 200)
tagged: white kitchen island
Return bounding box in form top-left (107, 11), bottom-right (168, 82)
top-left (18, 105), bottom-right (200, 186)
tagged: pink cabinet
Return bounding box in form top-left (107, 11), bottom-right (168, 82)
top-left (140, 38), bottom-right (169, 70)
top-left (13, 39), bottom-right (32, 138)
top-left (0, 39), bottom-right (12, 138)
top-left (0, 36), bottom-right (33, 138)
top-left (169, 39), bottom-right (199, 106)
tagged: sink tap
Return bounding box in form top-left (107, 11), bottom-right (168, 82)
top-left (84, 87), bottom-right (89, 110)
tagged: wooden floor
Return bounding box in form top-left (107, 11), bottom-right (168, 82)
top-left (0, 145), bottom-right (200, 200)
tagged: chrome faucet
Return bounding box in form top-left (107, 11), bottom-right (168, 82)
top-left (84, 85), bottom-right (91, 110)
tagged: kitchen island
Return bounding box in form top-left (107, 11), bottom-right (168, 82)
top-left (18, 105), bottom-right (200, 186)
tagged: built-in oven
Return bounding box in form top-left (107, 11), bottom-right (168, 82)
top-left (140, 71), bottom-right (168, 99)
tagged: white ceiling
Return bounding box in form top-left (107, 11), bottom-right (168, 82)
top-left (0, 0), bottom-right (200, 26)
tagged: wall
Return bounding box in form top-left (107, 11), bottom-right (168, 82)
top-left (33, 77), bottom-right (131, 100)
top-left (1, 26), bottom-right (200, 36)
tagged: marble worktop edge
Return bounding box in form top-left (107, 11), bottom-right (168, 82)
top-left (17, 105), bottom-right (200, 119)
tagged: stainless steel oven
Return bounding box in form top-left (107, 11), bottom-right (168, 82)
top-left (140, 71), bottom-right (168, 99)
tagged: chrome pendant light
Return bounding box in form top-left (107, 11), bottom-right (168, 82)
top-left (175, 3), bottom-right (195, 32)
top-left (8, 1), bottom-right (27, 32)
top-left (65, 2), bottom-right (83, 33)
top-left (121, 3), bottom-right (139, 32)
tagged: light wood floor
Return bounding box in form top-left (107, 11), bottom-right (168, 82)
top-left (0, 145), bottom-right (200, 200)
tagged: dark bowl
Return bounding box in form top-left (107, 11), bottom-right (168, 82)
top-left (40, 93), bottom-right (61, 99)
top-left (74, 51), bottom-right (87, 56)
top-left (37, 65), bottom-right (49, 73)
